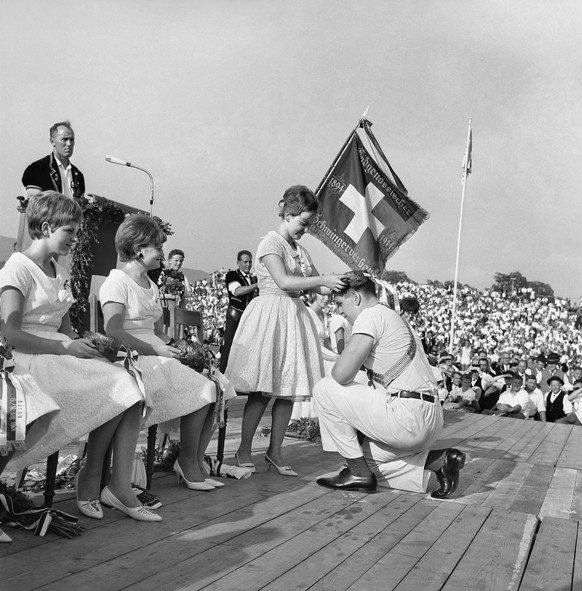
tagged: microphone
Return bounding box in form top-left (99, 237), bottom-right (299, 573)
top-left (105, 155), bottom-right (132, 167)
top-left (105, 155), bottom-right (155, 216)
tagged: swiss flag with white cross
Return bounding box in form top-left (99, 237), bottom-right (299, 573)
top-left (310, 120), bottom-right (429, 277)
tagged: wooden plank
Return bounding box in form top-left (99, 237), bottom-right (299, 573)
top-left (393, 505), bottom-right (492, 591)
top-left (538, 467), bottom-right (578, 520)
top-left (308, 498), bottom-right (439, 591)
top-left (260, 495), bottom-right (423, 591)
top-left (519, 516), bottom-right (577, 591)
top-left (570, 470), bottom-right (582, 521)
top-left (1, 474), bottom-right (332, 589)
top-left (574, 521), bottom-right (582, 590)
top-left (527, 424), bottom-right (572, 466)
top-left (556, 425), bottom-right (582, 469)
top-left (513, 422), bottom-right (555, 463)
top-left (499, 420), bottom-right (550, 461)
top-left (486, 419), bottom-right (538, 460)
top-left (125, 490), bottom-right (406, 591)
top-left (508, 464), bottom-right (556, 516)
top-left (481, 462), bottom-right (533, 509)
top-left (453, 459), bottom-right (517, 507)
top-left (196, 492), bottom-right (414, 591)
top-left (346, 501), bottom-right (467, 591)
top-left (440, 510), bottom-right (538, 591)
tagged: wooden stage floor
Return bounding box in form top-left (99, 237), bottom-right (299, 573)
top-left (2, 404), bottom-right (582, 591)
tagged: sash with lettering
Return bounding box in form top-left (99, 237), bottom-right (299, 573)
top-left (310, 118), bottom-right (429, 277)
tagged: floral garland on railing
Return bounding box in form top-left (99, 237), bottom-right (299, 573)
top-left (69, 196), bottom-right (125, 333)
top-left (68, 196), bottom-right (173, 333)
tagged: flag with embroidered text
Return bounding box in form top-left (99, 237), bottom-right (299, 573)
top-left (310, 119), bottom-right (429, 277)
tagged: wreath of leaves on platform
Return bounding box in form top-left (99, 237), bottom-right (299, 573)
top-left (68, 197), bottom-right (174, 333)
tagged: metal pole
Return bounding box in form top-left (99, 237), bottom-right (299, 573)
top-left (448, 119), bottom-right (472, 352)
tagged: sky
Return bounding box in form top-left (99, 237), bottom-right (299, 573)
top-left (2, 0), bottom-right (582, 297)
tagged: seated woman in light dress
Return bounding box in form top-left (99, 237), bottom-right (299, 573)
top-left (100, 215), bottom-right (236, 492)
top-left (0, 192), bottom-right (158, 523)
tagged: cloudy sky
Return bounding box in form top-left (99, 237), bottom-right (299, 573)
top-left (2, 1), bottom-right (581, 297)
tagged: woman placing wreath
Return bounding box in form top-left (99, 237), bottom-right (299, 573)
top-left (225, 185), bottom-right (347, 476)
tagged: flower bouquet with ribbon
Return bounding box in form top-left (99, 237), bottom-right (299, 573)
top-left (84, 332), bottom-right (148, 415)
top-left (0, 482), bottom-right (84, 539)
top-left (0, 338), bottom-right (27, 457)
top-left (83, 331), bottom-right (124, 363)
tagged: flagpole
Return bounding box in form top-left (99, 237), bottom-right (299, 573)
top-left (449, 118), bottom-right (472, 353)
top-left (315, 109), bottom-right (369, 195)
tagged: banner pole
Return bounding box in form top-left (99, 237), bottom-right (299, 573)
top-left (315, 112), bottom-right (368, 195)
top-left (449, 118), bottom-right (472, 353)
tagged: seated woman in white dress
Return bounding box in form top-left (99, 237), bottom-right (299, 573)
top-left (0, 192), bottom-right (159, 523)
top-left (0, 339), bottom-right (61, 542)
top-left (100, 215), bottom-right (235, 491)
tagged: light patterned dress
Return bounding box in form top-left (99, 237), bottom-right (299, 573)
top-left (0, 253), bottom-right (144, 471)
top-left (225, 231), bottom-right (323, 400)
top-left (100, 270), bottom-right (235, 427)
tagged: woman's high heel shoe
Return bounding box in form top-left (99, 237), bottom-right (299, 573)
top-left (0, 528), bottom-right (12, 543)
top-left (265, 454), bottom-right (298, 477)
top-left (100, 486), bottom-right (162, 522)
top-left (74, 471), bottom-right (103, 520)
top-left (173, 460), bottom-right (215, 490)
top-left (234, 451), bottom-right (256, 473)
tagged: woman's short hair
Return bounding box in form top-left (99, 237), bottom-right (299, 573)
top-left (278, 185), bottom-right (319, 219)
top-left (27, 191), bottom-right (83, 239)
top-left (115, 214), bottom-right (167, 262)
top-left (168, 249), bottom-right (184, 260)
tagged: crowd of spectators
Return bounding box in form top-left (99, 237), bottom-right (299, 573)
top-left (184, 274), bottom-right (582, 367)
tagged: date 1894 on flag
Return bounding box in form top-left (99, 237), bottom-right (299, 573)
top-left (309, 118), bottom-right (429, 278)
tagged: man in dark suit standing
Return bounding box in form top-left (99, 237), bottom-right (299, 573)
top-left (219, 250), bottom-right (258, 373)
top-left (22, 120), bottom-right (85, 200)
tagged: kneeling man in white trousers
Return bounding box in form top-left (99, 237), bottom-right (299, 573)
top-left (313, 272), bottom-right (465, 496)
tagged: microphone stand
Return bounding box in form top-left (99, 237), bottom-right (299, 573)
top-left (105, 156), bottom-right (155, 216)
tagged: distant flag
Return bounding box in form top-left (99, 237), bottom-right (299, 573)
top-left (462, 118), bottom-right (472, 177)
top-left (309, 118), bottom-right (429, 278)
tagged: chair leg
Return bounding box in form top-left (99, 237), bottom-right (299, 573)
top-left (44, 451), bottom-right (59, 509)
top-left (146, 425), bottom-right (158, 490)
top-left (100, 443), bottom-right (113, 490)
top-left (216, 408), bottom-right (229, 464)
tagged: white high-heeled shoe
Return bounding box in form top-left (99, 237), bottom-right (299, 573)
top-left (205, 478), bottom-right (225, 487)
top-left (100, 486), bottom-right (162, 522)
top-left (173, 460), bottom-right (215, 490)
top-left (265, 454), bottom-right (298, 477)
top-left (0, 528), bottom-right (12, 543)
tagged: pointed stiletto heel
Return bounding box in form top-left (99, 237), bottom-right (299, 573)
top-left (265, 453), bottom-right (297, 477)
top-left (234, 451), bottom-right (256, 473)
top-left (0, 528), bottom-right (12, 543)
top-left (100, 486), bottom-right (162, 522)
top-left (74, 470), bottom-right (103, 520)
top-left (173, 460), bottom-right (215, 490)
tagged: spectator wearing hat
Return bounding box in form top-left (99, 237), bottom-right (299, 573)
top-left (556, 380), bottom-right (582, 426)
top-left (482, 374), bottom-right (531, 419)
top-left (545, 375), bottom-right (572, 422)
top-left (539, 352), bottom-right (569, 394)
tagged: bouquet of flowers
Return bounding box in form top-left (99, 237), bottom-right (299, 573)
top-left (0, 339), bottom-right (13, 362)
top-left (83, 332), bottom-right (124, 363)
top-left (174, 338), bottom-right (206, 373)
top-left (158, 269), bottom-right (186, 297)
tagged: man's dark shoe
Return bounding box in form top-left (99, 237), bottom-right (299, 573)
top-left (316, 467), bottom-right (377, 493)
top-left (431, 448), bottom-right (466, 499)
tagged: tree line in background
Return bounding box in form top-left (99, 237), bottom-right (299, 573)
top-left (384, 270), bottom-right (555, 299)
